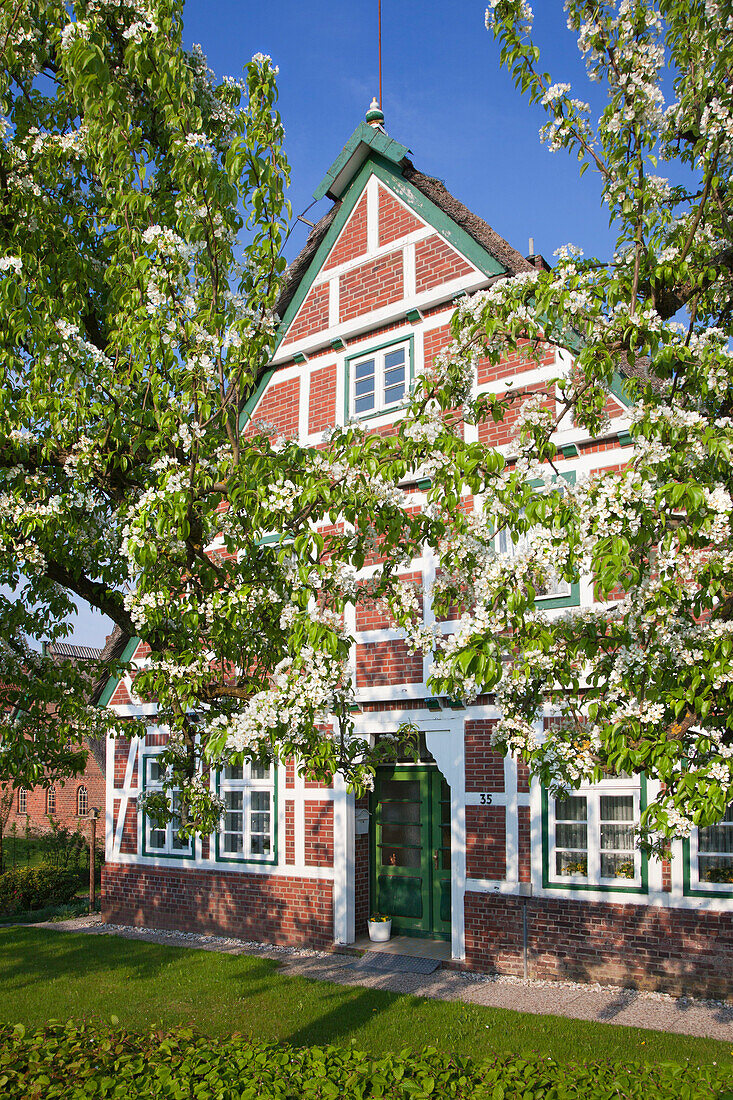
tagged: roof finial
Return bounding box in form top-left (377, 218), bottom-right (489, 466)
top-left (366, 97), bottom-right (384, 128)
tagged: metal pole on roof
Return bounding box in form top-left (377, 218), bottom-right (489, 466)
top-left (378, 0), bottom-right (383, 111)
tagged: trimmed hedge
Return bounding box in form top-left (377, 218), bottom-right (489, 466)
top-left (0, 1022), bottom-right (730, 1099)
top-left (0, 868), bottom-right (80, 916)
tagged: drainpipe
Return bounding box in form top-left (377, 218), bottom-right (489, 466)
top-left (518, 883), bottom-right (532, 979)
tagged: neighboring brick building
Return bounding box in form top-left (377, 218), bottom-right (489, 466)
top-left (99, 107), bottom-right (733, 998)
top-left (2, 642), bottom-right (107, 839)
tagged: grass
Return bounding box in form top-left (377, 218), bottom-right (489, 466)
top-left (0, 927), bottom-right (731, 1067)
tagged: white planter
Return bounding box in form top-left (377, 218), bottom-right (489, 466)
top-left (368, 918), bottom-right (392, 942)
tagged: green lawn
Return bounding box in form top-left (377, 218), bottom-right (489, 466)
top-left (0, 927), bottom-right (730, 1068)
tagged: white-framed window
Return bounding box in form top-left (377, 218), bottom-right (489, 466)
top-left (349, 340), bottom-right (409, 418)
top-left (495, 521), bottom-right (571, 599)
top-left (218, 761), bottom-right (275, 862)
top-left (17, 787), bottom-right (27, 815)
top-left (690, 803), bottom-right (733, 891)
top-left (46, 787), bottom-right (56, 815)
top-left (76, 785), bottom-right (88, 816)
top-left (548, 783), bottom-right (643, 888)
top-left (142, 756), bottom-right (192, 858)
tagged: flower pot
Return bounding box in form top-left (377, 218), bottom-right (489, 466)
top-left (368, 918), bottom-right (392, 942)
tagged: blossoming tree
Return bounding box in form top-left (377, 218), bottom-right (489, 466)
top-left (4, 0), bottom-right (733, 850)
top-left (387, 0), bottom-right (733, 845)
top-left (0, 0), bottom-right (432, 829)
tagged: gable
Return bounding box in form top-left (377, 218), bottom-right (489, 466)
top-left (97, 636), bottom-right (146, 710)
top-left (278, 158), bottom-right (503, 355)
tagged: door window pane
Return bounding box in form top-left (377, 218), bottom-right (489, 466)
top-left (382, 823), bottom-right (421, 846)
top-left (380, 845), bottom-right (421, 868)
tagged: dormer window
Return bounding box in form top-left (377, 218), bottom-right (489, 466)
top-left (348, 338), bottom-right (411, 419)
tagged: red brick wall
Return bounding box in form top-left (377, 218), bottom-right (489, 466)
top-left (101, 863), bottom-right (334, 946)
top-left (308, 364), bottom-right (337, 434)
top-left (287, 285), bottom-right (330, 343)
top-left (118, 800), bottom-right (137, 855)
top-left (423, 324), bottom-right (451, 374)
top-left (464, 720), bottom-right (504, 792)
top-left (246, 376), bottom-right (300, 439)
top-left (285, 802), bottom-right (295, 865)
top-left (477, 385), bottom-right (556, 449)
top-left (324, 192), bottom-right (368, 270)
top-left (463, 892), bottom-right (733, 999)
top-left (517, 762), bottom-right (530, 794)
top-left (340, 253), bottom-right (403, 323)
top-left (415, 235), bottom-right (473, 294)
top-left (378, 186), bottom-right (422, 247)
top-left (355, 641), bottom-right (423, 686)
top-left (3, 749), bottom-right (105, 836)
top-left (304, 801), bottom-right (334, 867)
top-left (355, 572), bottom-right (422, 632)
top-left (465, 806), bottom-right (506, 879)
top-left (476, 344), bottom-right (555, 386)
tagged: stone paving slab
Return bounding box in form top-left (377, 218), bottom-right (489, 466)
top-left (13, 916), bottom-right (733, 1043)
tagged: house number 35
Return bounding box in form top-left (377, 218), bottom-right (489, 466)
top-left (479, 793), bottom-right (493, 805)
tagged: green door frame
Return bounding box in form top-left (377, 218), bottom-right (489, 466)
top-left (369, 764), bottom-right (451, 940)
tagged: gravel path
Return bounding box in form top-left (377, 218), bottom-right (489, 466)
top-left (22, 915), bottom-right (733, 1043)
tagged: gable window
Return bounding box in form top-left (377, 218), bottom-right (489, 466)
top-left (494, 473), bottom-right (579, 607)
top-left (348, 339), bottom-right (411, 419)
top-left (545, 782), bottom-right (645, 890)
top-left (688, 804), bottom-right (733, 893)
top-left (17, 788), bottom-right (27, 815)
top-left (77, 785), bottom-right (88, 817)
top-left (217, 760), bottom-right (275, 863)
top-left (142, 756), bottom-right (192, 858)
top-left (46, 787), bottom-right (56, 815)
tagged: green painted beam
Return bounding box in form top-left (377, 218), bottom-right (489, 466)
top-left (313, 121), bottom-right (410, 201)
top-left (96, 635), bottom-right (140, 709)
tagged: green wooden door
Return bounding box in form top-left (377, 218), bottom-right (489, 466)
top-left (370, 765), bottom-right (451, 939)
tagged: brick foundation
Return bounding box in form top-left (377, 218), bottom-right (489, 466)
top-left (464, 892), bottom-right (733, 999)
top-left (102, 864), bottom-right (334, 946)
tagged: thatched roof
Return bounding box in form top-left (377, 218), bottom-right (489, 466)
top-left (89, 625), bottom-right (131, 707)
top-left (401, 161), bottom-right (535, 277)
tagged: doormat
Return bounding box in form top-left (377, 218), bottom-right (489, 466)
top-left (353, 951), bottom-right (442, 975)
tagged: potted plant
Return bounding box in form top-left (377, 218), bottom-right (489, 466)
top-left (368, 913), bottom-right (392, 942)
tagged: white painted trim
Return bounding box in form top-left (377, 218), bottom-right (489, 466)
top-left (332, 772), bottom-right (355, 944)
top-left (328, 278), bottom-right (339, 329)
top-left (464, 792), bottom-right (531, 808)
top-left (403, 241), bottom-right (416, 299)
top-left (112, 735), bottom-right (141, 860)
top-left (504, 754), bottom-right (519, 887)
top-left (107, 852), bottom-right (336, 879)
top-left (366, 174), bottom-right (379, 255)
top-left (315, 226), bottom-right (433, 285)
top-left (105, 733), bottom-right (115, 861)
top-left (298, 369), bottom-right (310, 440)
top-left (466, 879), bottom-right (531, 895)
top-left (274, 271), bottom-right (488, 364)
top-left (294, 762), bottom-right (305, 868)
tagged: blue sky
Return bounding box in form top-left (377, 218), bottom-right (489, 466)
top-left (64, 1), bottom-right (617, 649)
